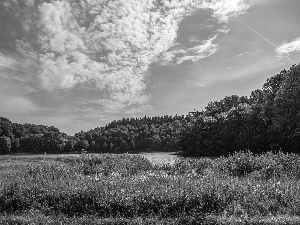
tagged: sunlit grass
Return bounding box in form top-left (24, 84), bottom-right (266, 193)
top-left (1, 151), bottom-right (300, 224)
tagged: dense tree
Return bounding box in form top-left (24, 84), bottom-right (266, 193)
top-left (272, 64), bottom-right (300, 151)
top-left (0, 117), bottom-right (13, 137)
top-left (179, 63), bottom-right (300, 156)
top-left (64, 139), bottom-right (78, 152)
top-left (0, 136), bottom-right (11, 154)
top-left (0, 119), bottom-right (68, 154)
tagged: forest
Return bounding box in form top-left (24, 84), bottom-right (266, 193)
top-left (0, 63), bottom-right (299, 156)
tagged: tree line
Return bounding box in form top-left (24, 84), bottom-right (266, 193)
top-left (179, 64), bottom-right (300, 156)
top-left (0, 114), bottom-right (191, 154)
top-left (0, 119), bottom-right (69, 154)
top-left (1, 64), bottom-right (299, 156)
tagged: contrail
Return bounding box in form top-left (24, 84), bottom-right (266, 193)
top-left (242, 22), bottom-right (295, 64)
top-left (243, 23), bottom-right (277, 47)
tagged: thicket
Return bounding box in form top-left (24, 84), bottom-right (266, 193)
top-left (2, 152), bottom-right (300, 224)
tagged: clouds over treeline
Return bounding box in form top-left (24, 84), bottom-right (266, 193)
top-left (0, 0), bottom-right (250, 113)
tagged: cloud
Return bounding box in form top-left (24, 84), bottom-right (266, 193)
top-left (206, 25), bottom-right (215, 29)
top-left (236, 51), bottom-right (250, 57)
top-left (0, 51), bottom-right (39, 85)
top-left (217, 28), bottom-right (230, 34)
top-left (189, 36), bottom-right (202, 43)
top-left (177, 35), bottom-right (219, 64)
top-left (186, 82), bottom-right (205, 87)
top-left (158, 35), bottom-right (219, 64)
top-left (2, 0), bottom-right (251, 114)
top-left (158, 48), bottom-right (186, 65)
top-left (202, 0), bottom-right (250, 22)
top-left (276, 37), bottom-right (300, 55)
top-left (0, 52), bottom-right (17, 69)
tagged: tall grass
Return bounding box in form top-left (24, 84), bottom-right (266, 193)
top-left (1, 152), bottom-right (300, 224)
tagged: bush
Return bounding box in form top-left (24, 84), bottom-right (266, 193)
top-left (56, 153), bottom-right (153, 177)
top-left (217, 151), bottom-right (261, 177)
top-left (216, 151), bottom-right (297, 179)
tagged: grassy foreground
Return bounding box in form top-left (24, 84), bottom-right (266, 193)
top-left (1, 152), bottom-right (300, 224)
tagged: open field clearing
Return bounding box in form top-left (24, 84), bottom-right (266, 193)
top-left (0, 151), bottom-right (179, 163)
top-left (132, 152), bottom-right (179, 165)
top-left (0, 152), bottom-right (180, 166)
top-left (1, 151), bottom-right (300, 224)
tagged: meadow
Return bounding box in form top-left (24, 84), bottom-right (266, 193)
top-left (1, 151), bottom-right (300, 224)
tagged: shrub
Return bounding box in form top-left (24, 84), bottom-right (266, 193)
top-left (216, 151), bottom-right (298, 179)
top-left (56, 153), bottom-right (153, 177)
top-left (217, 151), bottom-right (261, 177)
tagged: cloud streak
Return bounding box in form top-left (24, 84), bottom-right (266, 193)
top-left (158, 35), bottom-right (219, 65)
top-left (177, 35), bottom-right (219, 64)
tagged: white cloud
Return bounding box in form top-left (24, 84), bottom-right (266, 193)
top-left (236, 51), bottom-right (250, 57)
top-left (189, 36), bottom-right (202, 43)
top-left (206, 25), bottom-right (215, 29)
top-left (158, 48), bottom-right (186, 65)
top-left (7, 0), bottom-right (250, 114)
top-left (177, 35), bottom-right (219, 64)
top-left (218, 28), bottom-right (230, 34)
top-left (158, 51), bottom-right (178, 65)
top-left (158, 35), bottom-right (219, 64)
top-left (202, 0), bottom-right (250, 22)
top-left (276, 37), bottom-right (300, 55)
top-left (0, 52), bottom-right (16, 69)
top-left (39, 54), bottom-right (77, 89)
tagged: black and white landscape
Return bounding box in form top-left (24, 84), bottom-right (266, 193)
top-left (0, 0), bottom-right (300, 224)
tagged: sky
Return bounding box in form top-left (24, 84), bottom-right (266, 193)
top-left (0, 0), bottom-right (300, 135)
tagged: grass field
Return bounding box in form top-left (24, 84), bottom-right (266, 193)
top-left (1, 151), bottom-right (300, 224)
top-left (0, 151), bottom-right (179, 163)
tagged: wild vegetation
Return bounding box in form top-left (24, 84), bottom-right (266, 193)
top-left (0, 64), bottom-right (300, 223)
top-left (2, 152), bottom-right (300, 224)
top-left (1, 64), bottom-right (299, 156)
